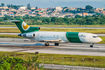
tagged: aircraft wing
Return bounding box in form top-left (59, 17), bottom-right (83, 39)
top-left (39, 39), bottom-right (62, 43)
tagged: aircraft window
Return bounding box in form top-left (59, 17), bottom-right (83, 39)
top-left (93, 36), bottom-right (98, 38)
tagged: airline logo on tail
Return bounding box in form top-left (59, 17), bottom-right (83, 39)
top-left (22, 21), bottom-right (30, 31)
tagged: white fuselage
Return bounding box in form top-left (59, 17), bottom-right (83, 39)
top-left (23, 31), bottom-right (102, 44)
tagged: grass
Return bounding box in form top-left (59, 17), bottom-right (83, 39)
top-left (1, 25), bottom-right (105, 27)
top-left (0, 28), bottom-right (105, 34)
top-left (0, 28), bottom-right (20, 33)
top-left (0, 25), bottom-right (16, 27)
top-left (30, 25), bottom-right (105, 27)
top-left (0, 51), bottom-right (105, 68)
top-left (41, 28), bottom-right (105, 34)
top-left (38, 54), bottom-right (105, 68)
top-left (99, 36), bottom-right (105, 44)
top-left (0, 35), bottom-right (23, 38)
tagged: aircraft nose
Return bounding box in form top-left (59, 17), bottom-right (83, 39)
top-left (98, 38), bottom-right (102, 42)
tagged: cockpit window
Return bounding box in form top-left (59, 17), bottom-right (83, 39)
top-left (93, 36), bottom-right (98, 38)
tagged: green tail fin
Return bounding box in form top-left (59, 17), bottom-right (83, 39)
top-left (4, 19), bottom-right (40, 33)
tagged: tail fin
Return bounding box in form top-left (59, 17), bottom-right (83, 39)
top-left (4, 19), bottom-right (40, 33)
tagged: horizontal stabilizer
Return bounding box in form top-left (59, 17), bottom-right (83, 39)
top-left (3, 20), bottom-right (21, 23)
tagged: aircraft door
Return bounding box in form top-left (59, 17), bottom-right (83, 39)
top-left (37, 34), bottom-right (39, 41)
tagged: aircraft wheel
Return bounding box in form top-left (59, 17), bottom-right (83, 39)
top-left (55, 43), bottom-right (59, 46)
top-left (90, 45), bottom-right (93, 47)
top-left (45, 42), bottom-right (49, 46)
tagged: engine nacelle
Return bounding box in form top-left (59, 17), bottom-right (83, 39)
top-left (18, 34), bottom-right (35, 38)
top-left (25, 34), bottom-right (35, 38)
top-left (35, 27), bottom-right (40, 30)
top-left (31, 27), bottom-right (40, 31)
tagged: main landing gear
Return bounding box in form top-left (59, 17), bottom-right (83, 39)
top-left (90, 43), bottom-right (94, 47)
top-left (45, 43), bottom-right (59, 46)
top-left (45, 42), bottom-right (49, 46)
top-left (55, 43), bottom-right (59, 46)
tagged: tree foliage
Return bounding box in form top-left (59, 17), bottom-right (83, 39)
top-left (1, 15), bottom-right (105, 25)
top-left (0, 54), bottom-right (43, 70)
top-left (1, 3), bottom-right (4, 7)
top-left (13, 63), bottom-right (26, 70)
top-left (27, 3), bottom-right (31, 10)
top-left (7, 4), bottom-right (21, 9)
top-left (85, 5), bottom-right (93, 11)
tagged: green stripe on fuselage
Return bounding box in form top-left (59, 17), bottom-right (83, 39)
top-left (66, 32), bottom-right (82, 43)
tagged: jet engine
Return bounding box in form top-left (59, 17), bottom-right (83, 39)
top-left (31, 27), bottom-right (40, 31)
top-left (18, 33), bottom-right (35, 38)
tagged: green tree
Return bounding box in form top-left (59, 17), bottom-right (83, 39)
top-left (11, 5), bottom-right (19, 9)
top-left (42, 19), bottom-right (46, 23)
top-left (36, 6), bottom-right (38, 10)
top-left (13, 63), bottom-right (26, 70)
top-left (13, 11), bottom-right (17, 14)
top-left (86, 17), bottom-right (93, 25)
top-left (27, 55), bottom-right (43, 70)
top-left (23, 14), bottom-right (30, 19)
top-left (51, 17), bottom-right (57, 22)
top-left (1, 3), bottom-right (4, 7)
top-left (4, 15), bottom-right (11, 20)
top-left (1, 61), bottom-right (11, 70)
top-left (27, 3), bottom-right (31, 10)
top-left (64, 9), bottom-right (69, 12)
top-left (0, 54), bottom-right (44, 70)
top-left (85, 5), bottom-right (93, 11)
top-left (32, 55), bottom-right (43, 70)
top-left (75, 15), bottom-right (83, 18)
top-left (46, 18), bottom-right (50, 23)
top-left (63, 6), bottom-right (68, 10)
top-left (7, 4), bottom-right (11, 8)
top-left (0, 66), bottom-right (3, 70)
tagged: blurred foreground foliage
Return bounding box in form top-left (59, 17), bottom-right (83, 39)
top-left (0, 54), bottom-right (43, 70)
top-left (0, 52), bottom-right (105, 68)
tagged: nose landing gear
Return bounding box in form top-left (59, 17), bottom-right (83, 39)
top-left (90, 43), bottom-right (94, 47)
top-left (90, 45), bottom-right (93, 47)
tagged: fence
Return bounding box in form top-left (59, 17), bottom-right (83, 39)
top-left (40, 56), bottom-right (105, 70)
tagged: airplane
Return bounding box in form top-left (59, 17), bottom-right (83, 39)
top-left (4, 19), bottom-right (102, 47)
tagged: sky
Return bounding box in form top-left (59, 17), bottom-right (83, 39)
top-left (0, 0), bottom-right (105, 8)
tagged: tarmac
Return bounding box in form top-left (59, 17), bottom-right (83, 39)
top-left (0, 38), bottom-right (105, 56)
